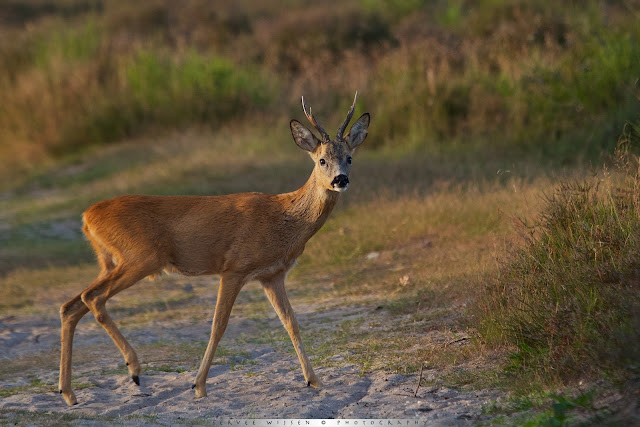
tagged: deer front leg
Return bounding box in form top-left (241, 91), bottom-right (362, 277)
top-left (193, 274), bottom-right (244, 398)
top-left (261, 273), bottom-right (323, 388)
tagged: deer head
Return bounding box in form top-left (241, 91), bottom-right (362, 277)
top-left (290, 92), bottom-right (370, 192)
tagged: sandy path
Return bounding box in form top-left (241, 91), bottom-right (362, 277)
top-left (0, 281), bottom-right (501, 425)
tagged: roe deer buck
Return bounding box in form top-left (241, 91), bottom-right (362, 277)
top-left (58, 93), bottom-right (370, 406)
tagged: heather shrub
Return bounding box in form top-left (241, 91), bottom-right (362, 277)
top-left (473, 147), bottom-right (640, 381)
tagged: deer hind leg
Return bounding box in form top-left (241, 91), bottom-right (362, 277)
top-left (59, 293), bottom-right (90, 405)
top-left (261, 273), bottom-right (322, 388)
top-left (59, 236), bottom-right (117, 406)
top-left (80, 258), bottom-right (163, 388)
top-left (193, 273), bottom-right (244, 398)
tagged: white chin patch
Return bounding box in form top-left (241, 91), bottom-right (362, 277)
top-left (332, 184), bottom-right (348, 192)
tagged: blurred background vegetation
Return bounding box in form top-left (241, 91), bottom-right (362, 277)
top-left (1, 0), bottom-right (639, 181)
top-left (1, 0), bottom-right (640, 421)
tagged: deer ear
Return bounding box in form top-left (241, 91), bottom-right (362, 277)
top-left (345, 113), bottom-right (370, 150)
top-left (290, 120), bottom-right (321, 152)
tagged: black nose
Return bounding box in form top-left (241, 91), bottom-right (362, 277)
top-left (332, 174), bottom-right (349, 188)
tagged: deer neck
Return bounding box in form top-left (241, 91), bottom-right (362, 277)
top-left (285, 171), bottom-right (339, 233)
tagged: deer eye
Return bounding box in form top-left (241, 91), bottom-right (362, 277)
top-left (347, 156), bottom-right (352, 164)
top-left (319, 159), bottom-right (326, 166)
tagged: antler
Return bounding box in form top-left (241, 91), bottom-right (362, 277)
top-left (336, 91), bottom-right (358, 141)
top-left (301, 96), bottom-right (330, 142)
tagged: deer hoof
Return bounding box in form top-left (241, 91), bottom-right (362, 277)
top-left (306, 376), bottom-right (323, 389)
top-left (194, 385), bottom-right (207, 398)
top-left (61, 390), bottom-right (77, 406)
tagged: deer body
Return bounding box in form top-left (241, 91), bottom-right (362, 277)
top-left (84, 176), bottom-right (338, 280)
top-left (58, 94), bottom-right (369, 406)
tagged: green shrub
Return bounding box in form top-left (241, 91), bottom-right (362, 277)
top-left (0, 0), bottom-right (100, 27)
top-left (2, 0), bottom-right (640, 178)
top-left (473, 150), bottom-right (640, 381)
top-left (125, 49), bottom-right (274, 125)
top-left (517, 30), bottom-right (640, 149)
top-left (0, 24), bottom-right (279, 156)
top-left (371, 1), bottom-right (640, 157)
top-left (263, 5), bottom-right (396, 75)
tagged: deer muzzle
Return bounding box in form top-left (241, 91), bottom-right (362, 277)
top-left (331, 174), bottom-right (349, 191)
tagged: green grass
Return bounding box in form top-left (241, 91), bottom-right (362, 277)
top-left (1, 0), bottom-right (639, 181)
top-left (473, 150), bottom-right (640, 385)
top-left (481, 390), bottom-right (612, 426)
top-left (370, 1), bottom-right (640, 157)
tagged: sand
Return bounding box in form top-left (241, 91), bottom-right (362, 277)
top-left (0, 280), bottom-right (502, 425)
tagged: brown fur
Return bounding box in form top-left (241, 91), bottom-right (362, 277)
top-left (58, 97), bottom-right (370, 406)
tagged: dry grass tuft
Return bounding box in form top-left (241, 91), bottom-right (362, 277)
top-left (472, 150), bottom-right (640, 384)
